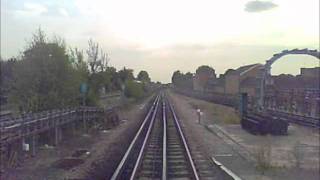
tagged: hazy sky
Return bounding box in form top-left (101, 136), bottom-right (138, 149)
top-left (1, 0), bottom-right (319, 82)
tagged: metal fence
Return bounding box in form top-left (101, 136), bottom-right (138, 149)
top-left (0, 106), bottom-right (105, 144)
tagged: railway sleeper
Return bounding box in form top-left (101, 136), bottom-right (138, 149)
top-left (168, 160), bottom-right (189, 166)
top-left (139, 170), bottom-right (161, 177)
top-left (167, 155), bottom-right (185, 160)
top-left (168, 170), bottom-right (191, 177)
top-left (168, 165), bottom-right (189, 171)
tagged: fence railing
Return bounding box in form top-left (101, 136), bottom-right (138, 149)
top-left (173, 87), bottom-right (319, 129)
top-left (0, 106), bottom-right (106, 144)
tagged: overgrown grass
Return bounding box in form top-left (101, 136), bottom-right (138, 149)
top-left (188, 100), bottom-right (240, 124)
top-left (254, 135), bottom-right (272, 174)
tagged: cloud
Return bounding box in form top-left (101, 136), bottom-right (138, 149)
top-left (245, 0), bottom-right (278, 12)
top-left (6, 1), bottom-right (71, 18)
top-left (15, 2), bottom-right (48, 16)
top-left (42, 7), bottom-right (70, 17)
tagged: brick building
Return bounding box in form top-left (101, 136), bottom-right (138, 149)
top-left (223, 63), bottom-right (264, 96)
top-left (193, 63), bottom-right (264, 97)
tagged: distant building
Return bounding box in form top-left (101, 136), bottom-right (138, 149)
top-left (264, 67), bottom-right (320, 117)
top-left (267, 67), bottom-right (320, 90)
top-left (301, 67), bottom-right (320, 78)
top-left (224, 63), bottom-right (264, 96)
top-left (193, 71), bottom-right (216, 92)
top-left (192, 63), bottom-right (264, 97)
top-left (207, 77), bottom-right (225, 93)
top-left (240, 77), bottom-right (260, 97)
top-left (193, 64), bottom-right (264, 96)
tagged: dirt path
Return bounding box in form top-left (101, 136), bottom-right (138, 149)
top-left (2, 96), bottom-right (153, 180)
top-left (168, 90), bottom-right (319, 180)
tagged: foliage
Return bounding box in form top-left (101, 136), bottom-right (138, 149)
top-left (107, 67), bottom-right (122, 91)
top-left (69, 48), bottom-right (89, 83)
top-left (0, 58), bottom-right (17, 94)
top-left (171, 70), bottom-right (193, 89)
top-left (195, 65), bottom-right (216, 77)
top-left (195, 65), bottom-right (216, 90)
top-left (124, 80), bottom-right (144, 99)
top-left (86, 39), bottom-right (109, 73)
top-left (255, 136), bottom-right (272, 174)
top-left (9, 29), bottom-right (83, 112)
top-left (137, 70), bottom-right (151, 82)
top-left (118, 67), bottom-right (134, 85)
top-left (5, 28), bottom-right (153, 112)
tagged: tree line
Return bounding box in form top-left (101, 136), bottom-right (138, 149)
top-left (0, 29), bottom-right (153, 113)
top-left (171, 65), bottom-right (216, 90)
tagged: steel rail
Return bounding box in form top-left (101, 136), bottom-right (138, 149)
top-left (168, 99), bottom-right (200, 180)
top-left (129, 95), bottom-right (160, 180)
top-left (162, 100), bottom-right (167, 180)
top-left (110, 95), bottom-right (159, 180)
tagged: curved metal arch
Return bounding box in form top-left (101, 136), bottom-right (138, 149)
top-left (259, 48), bottom-right (320, 109)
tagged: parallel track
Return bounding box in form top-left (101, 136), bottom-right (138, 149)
top-left (110, 93), bottom-right (232, 180)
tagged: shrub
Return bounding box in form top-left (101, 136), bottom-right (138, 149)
top-left (124, 80), bottom-right (144, 99)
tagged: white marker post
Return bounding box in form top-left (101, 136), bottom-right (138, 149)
top-left (196, 109), bottom-right (203, 124)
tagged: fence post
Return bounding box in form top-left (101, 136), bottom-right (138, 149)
top-left (54, 111), bottom-right (60, 146)
top-left (54, 126), bottom-right (59, 146)
top-left (83, 108), bottom-right (87, 133)
top-left (72, 110), bottom-right (76, 135)
top-left (31, 135), bottom-right (36, 156)
top-left (21, 116), bottom-right (26, 152)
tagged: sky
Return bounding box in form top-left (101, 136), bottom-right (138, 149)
top-left (1, 0), bottom-right (319, 82)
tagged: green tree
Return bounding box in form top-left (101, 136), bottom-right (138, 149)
top-left (118, 67), bottom-right (134, 84)
top-left (171, 70), bottom-right (193, 89)
top-left (0, 58), bottom-right (17, 93)
top-left (69, 48), bottom-right (89, 82)
top-left (107, 67), bottom-right (122, 91)
top-left (85, 39), bottom-right (112, 105)
top-left (9, 29), bottom-right (83, 112)
top-left (124, 80), bottom-right (144, 99)
top-left (86, 39), bottom-right (109, 73)
top-left (172, 70), bottom-right (182, 85)
top-left (137, 70), bottom-right (151, 82)
top-left (195, 65), bottom-right (216, 77)
top-left (195, 65), bottom-right (216, 90)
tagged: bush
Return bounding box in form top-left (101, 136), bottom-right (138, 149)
top-left (124, 80), bottom-right (144, 99)
top-left (9, 30), bottom-right (84, 112)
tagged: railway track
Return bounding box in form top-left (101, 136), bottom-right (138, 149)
top-left (110, 93), bottom-right (233, 180)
